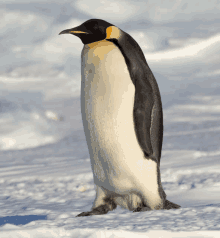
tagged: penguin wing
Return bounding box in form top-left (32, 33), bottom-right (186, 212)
top-left (108, 31), bottom-right (163, 163)
top-left (133, 80), bottom-right (155, 161)
top-left (133, 72), bottom-right (163, 164)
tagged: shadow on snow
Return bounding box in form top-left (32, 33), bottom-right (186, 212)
top-left (0, 215), bottom-right (47, 226)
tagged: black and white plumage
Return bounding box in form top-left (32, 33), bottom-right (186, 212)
top-left (59, 19), bottom-right (180, 216)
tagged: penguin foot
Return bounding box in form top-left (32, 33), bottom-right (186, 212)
top-left (133, 200), bottom-right (181, 213)
top-left (76, 197), bottom-right (117, 217)
top-left (76, 204), bottom-right (109, 217)
top-left (164, 200), bottom-right (181, 210)
top-left (133, 205), bottom-right (151, 212)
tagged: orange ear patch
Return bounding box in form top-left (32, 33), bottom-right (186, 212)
top-left (106, 26), bottom-right (121, 40)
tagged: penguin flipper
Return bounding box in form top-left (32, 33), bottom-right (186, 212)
top-left (133, 85), bottom-right (157, 162)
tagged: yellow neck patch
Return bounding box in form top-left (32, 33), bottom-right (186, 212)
top-left (86, 40), bottom-right (116, 62)
top-left (106, 26), bottom-right (121, 40)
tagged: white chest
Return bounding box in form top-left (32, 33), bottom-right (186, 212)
top-left (80, 41), bottom-right (158, 196)
top-left (81, 40), bottom-right (134, 117)
top-left (81, 40), bottom-right (137, 179)
top-left (81, 40), bottom-right (136, 142)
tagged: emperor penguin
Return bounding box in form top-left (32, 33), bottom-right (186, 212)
top-left (59, 19), bottom-right (180, 216)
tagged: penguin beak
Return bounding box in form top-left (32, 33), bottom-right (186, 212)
top-left (59, 27), bottom-right (89, 35)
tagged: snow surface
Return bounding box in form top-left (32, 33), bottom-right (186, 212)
top-left (1, 0), bottom-right (220, 237)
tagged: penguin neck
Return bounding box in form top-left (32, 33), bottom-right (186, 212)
top-left (85, 40), bottom-right (117, 62)
top-left (87, 39), bottom-right (111, 49)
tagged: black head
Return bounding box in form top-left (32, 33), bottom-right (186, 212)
top-left (59, 19), bottom-right (117, 45)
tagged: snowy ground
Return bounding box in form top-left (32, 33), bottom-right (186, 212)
top-left (1, 0), bottom-right (220, 237)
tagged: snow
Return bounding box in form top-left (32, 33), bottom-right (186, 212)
top-left (1, 0), bottom-right (220, 237)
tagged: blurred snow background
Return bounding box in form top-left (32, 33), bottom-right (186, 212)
top-left (1, 0), bottom-right (220, 237)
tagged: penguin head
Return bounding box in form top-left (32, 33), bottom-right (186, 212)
top-left (59, 19), bottom-right (121, 45)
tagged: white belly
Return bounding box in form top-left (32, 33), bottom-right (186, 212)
top-left (81, 40), bottom-right (160, 207)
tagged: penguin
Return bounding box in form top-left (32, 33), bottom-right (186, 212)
top-left (59, 19), bottom-right (180, 217)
